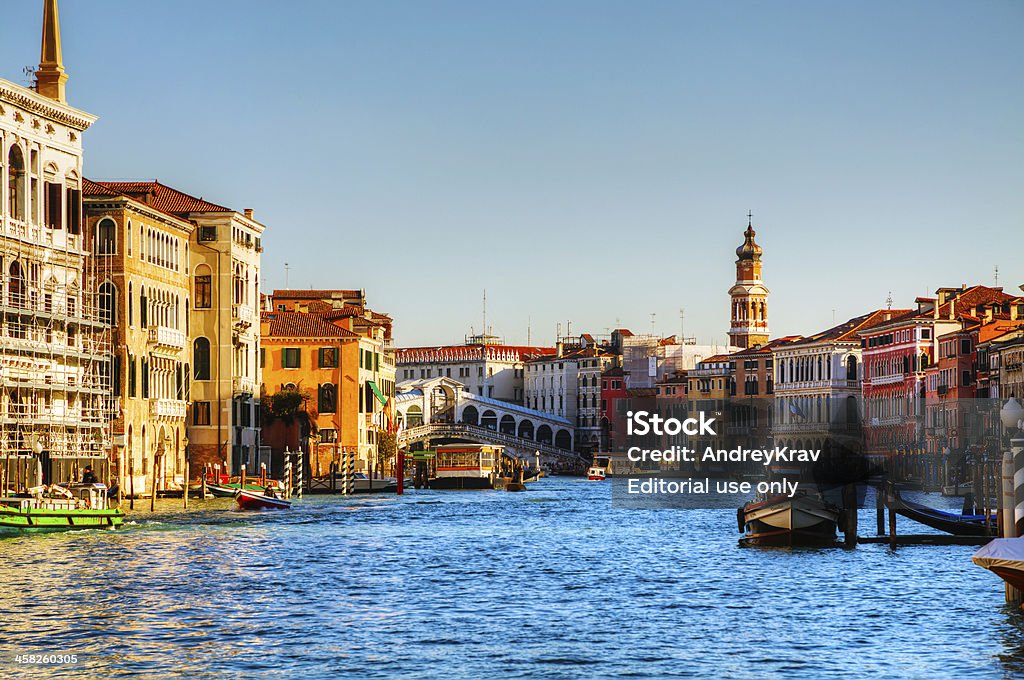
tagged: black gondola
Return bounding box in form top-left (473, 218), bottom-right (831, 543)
top-left (892, 492), bottom-right (996, 536)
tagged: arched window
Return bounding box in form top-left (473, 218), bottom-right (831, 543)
top-left (139, 286), bottom-right (148, 327)
top-left (193, 337), bottom-right (211, 380)
top-left (95, 217), bottom-right (117, 255)
top-left (99, 282), bottom-right (116, 325)
top-left (8, 261), bottom-right (24, 307)
top-left (127, 220), bottom-right (133, 256)
top-left (318, 383), bottom-right (337, 413)
top-left (7, 146), bottom-right (25, 221)
top-left (846, 356), bottom-right (858, 381)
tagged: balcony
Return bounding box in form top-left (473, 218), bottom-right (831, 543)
top-left (232, 304), bottom-right (256, 328)
top-left (870, 374), bottom-right (904, 386)
top-left (233, 376), bottom-right (258, 396)
top-left (937, 385), bottom-right (949, 396)
top-left (150, 400), bottom-right (187, 420)
top-left (148, 325), bottom-right (186, 351)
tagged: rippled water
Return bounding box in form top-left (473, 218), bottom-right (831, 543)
top-left (1, 478), bottom-right (1023, 679)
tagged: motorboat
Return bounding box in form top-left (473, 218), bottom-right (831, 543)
top-left (974, 539), bottom-right (1024, 591)
top-left (234, 488), bottom-right (291, 511)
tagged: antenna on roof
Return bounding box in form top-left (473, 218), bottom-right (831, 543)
top-left (994, 265), bottom-right (999, 287)
top-left (482, 289), bottom-right (487, 336)
top-left (886, 291), bottom-right (893, 310)
top-left (650, 312), bottom-right (656, 335)
top-left (527, 316), bottom-right (531, 345)
top-left (284, 262), bottom-right (290, 289)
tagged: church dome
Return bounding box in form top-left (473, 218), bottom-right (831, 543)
top-left (736, 224), bottom-right (762, 260)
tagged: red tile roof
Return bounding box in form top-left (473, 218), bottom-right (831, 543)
top-left (396, 344), bottom-right (555, 363)
top-left (273, 289), bottom-right (365, 301)
top-left (790, 309), bottom-right (911, 346)
top-left (261, 311), bottom-right (360, 339)
top-left (87, 180), bottom-right (232, 215)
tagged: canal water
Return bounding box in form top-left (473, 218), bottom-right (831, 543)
top-left (1, 478), bottom-right (1022, 679)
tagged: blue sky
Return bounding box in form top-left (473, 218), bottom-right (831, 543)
top-left (4, 1), bottom-right (1021, 346)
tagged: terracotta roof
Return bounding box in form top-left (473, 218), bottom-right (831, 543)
top-left (261, 311), bottom-right (360, 339)
top-left (273, 289), bottom-right (364, 301)
top-left (626, 387), bottom-right (657, 398)
top-left (979, 319), bottom-right (1024, 344)
top-left (734, 336), bottom-right (802, 355)
top-left (87, 180), bottom-right (232, 215)
top-left (790, 310), bottom-right (910, 346)
top-left (602, 366), bottom-right (625, 377)
top-left (699, 354), bottom-right (732, 364)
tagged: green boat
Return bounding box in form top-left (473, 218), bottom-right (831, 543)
top-left (0, 484), bottom-right (124, 534)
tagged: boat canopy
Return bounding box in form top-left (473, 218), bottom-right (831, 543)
top-left (973, 539), bottom-right (1024, 571)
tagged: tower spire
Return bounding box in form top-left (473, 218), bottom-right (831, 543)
top-left (36, 0), bottom-right (68, 103)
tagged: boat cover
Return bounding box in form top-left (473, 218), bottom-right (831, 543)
top-left (973, 538), bottom-right (1024, 570)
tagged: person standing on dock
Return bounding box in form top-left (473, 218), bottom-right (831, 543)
top-left (81, 466), bottom-right (99, 485)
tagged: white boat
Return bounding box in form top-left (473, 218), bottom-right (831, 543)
top-left (739, 490), bottom-right (840, 546)
top-left (586, 466), bottom-right (606, 481)
top-left (587, 455), bottom-right (612, 480)
top-left (974, 538), bottom-right (1024, 592)
top-left (941, 481), bottom-right (973, 497)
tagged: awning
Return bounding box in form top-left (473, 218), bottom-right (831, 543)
top-left (369, 380), bottom-right (389, 407)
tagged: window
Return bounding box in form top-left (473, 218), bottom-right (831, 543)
top-left (8, 146), bottom-right (25, 221)
top-left (194, 269), bottom-right (212, 308)
top-left (128, 355), bottom-right (137, 397)
top-left (319, 347), bottom-right (338, 368)
top-left (44, 181), bottom-right (62, 229)
top-left (194, 337), bottom-right (211, 380)
top-left (141, 358), bottom-right (149, 398)
top-left (139, 287), bottom-right (147, 327)
top-left (66, 186), bottom-right (81, 234)
top-left (193, 401), bottom-right (211, 426)
top-left (198, 226), bottom-right (217, 242)
top-left (318, 383), bottom-right (337, 413)
top-left (259, 347), bottom-right (265, 368)
top-left (95, 218), bottom-right (116, 254)
top-left (282, 348), bottom-right (301, 369)
top-left (98, 282), bottom-right (116, 325)
top-left (320, 429), bottom-right (337, 443)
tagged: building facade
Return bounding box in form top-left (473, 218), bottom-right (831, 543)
top-left (82, 180), bottom-right (193, 493)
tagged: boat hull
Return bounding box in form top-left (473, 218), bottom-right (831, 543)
top-left (740, 494), bottom-right (839, 546)
top-left (428, 475), bottom-right (500, 490)
top-left (234, 490), bottom-right (291, 511)
top-left (0, 506), bottom-right (124, 533)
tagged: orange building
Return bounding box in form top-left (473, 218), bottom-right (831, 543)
top-left (260, 305), bottom-right (395, 475)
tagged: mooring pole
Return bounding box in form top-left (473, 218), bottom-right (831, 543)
top-left (396, 449), bottom-right (404, 496)
top-left (843, 482), bottom-right (857, 548)
top-left (887, 478), bottom-right (897, 549)
top-left (183, 460), bottom-right (190, 510)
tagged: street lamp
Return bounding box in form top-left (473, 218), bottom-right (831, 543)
top-left (1002, 398), bottom-right (1024, 438)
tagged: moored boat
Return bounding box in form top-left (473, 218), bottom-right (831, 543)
top-left (587, 455), bottom-right (611, 480)
top-left (234, 488), bottom-right (291, 511)
top-left (739, 491), bottom-right (840, 546)
top-left (0, 484), bottom-right (124, 533)
top-left (973, 539), bottom-right (1024, 591)
top-left (586, 466), bottom-right (606, 481)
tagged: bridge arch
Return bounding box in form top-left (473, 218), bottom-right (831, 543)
top-left (518, 420), bottom-right (534, 440)
top-left (555, 429), bottom-right (572, 450)
top-left (481, 409), bottom-right (497, 430)
top-left (537, 424), bottom-right (553, 445)
top-left (499, 414), bottom-right (516, 435)
top-left (462, 405), bottom-right (479, 425)
top-left (406, 404), bottom-right (423, 427)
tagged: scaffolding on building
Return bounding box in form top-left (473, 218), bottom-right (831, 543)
top-left (0, 220), bottom-right (114, 473)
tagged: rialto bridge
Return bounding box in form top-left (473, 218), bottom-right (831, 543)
top-left (394, 377), bottom-right (583, 464)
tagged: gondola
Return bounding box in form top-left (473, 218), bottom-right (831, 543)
top-left (234, 488), bottom-right (291, 511)
top-left (892, 492), bottom-right (995, 536)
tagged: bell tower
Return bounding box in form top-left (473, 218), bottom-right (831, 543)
top-left (36, 0), bottom-right (68, 103)
top-left (728, 214), bottom-right (770, 349)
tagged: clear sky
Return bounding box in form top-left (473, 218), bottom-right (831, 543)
top-left (4, 1), bottom-right (1022, 347)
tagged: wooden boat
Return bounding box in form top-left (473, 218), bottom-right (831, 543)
top-left (892, 492), bottom-right (994, 536)
top-left (234, 488), bottom-right (291, 511)
top-left (0, 484), bottom-right (124, 533)
top-left (208, 482), bottom-right (283, 498)
top-left (739, 491), bottom-right (840, 546)
top-left (973, 539), bottom-right (1024, 591)
top-left (941, 481), bottom-right (973, 497)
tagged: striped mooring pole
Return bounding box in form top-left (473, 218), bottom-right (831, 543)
top-left (345, 450), bottom-right (355, 495)
top-left (1015, 437), bottom-right (1024, 538)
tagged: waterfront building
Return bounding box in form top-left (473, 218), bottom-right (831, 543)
top-left (599, 366), bottom-right (628, 451)
top-left (86, 182), bottom-right (266, 475)
top-left (576, 344), bottom-right (618, 454)
top-left (82, 180), bottom-right (193, 494)
top-left (728, 217), bottom-right (770, 350)
top-left (619, 333), bottom-right (737, 389)
top-left (397, 336), bottom-right (553, 404)
top-left (771, 312), bottom-right (899, 452)
top-left (981, 325), bottom-right (1024, 402)
top-left (686, 355), bottom-right (732, 454)
top-left (860, 286), bottom-right (1017, 458)
top-left (728, 338), bottom-right (792, 448)
top-left (0, 1), bottom-right (113, 475)
top-left (260, 300), bottom-right (395, 475)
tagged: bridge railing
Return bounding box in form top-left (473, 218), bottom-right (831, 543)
top-left (399, 422), bottom-right (585, 464)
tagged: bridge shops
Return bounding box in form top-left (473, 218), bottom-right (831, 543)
top-left (393, 377), bottom-right (583, 469)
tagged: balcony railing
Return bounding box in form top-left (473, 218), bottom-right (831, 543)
top-left (870, 374), bottom-right (904, 386)
top-left (150, 400), bottom-right (187, 419)
top-left (148, 325), bottom-right (186, 350)
top-left (232, 304), bottom-right (256, 327)
top-left (232, 376), bottom-right (257, 396)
